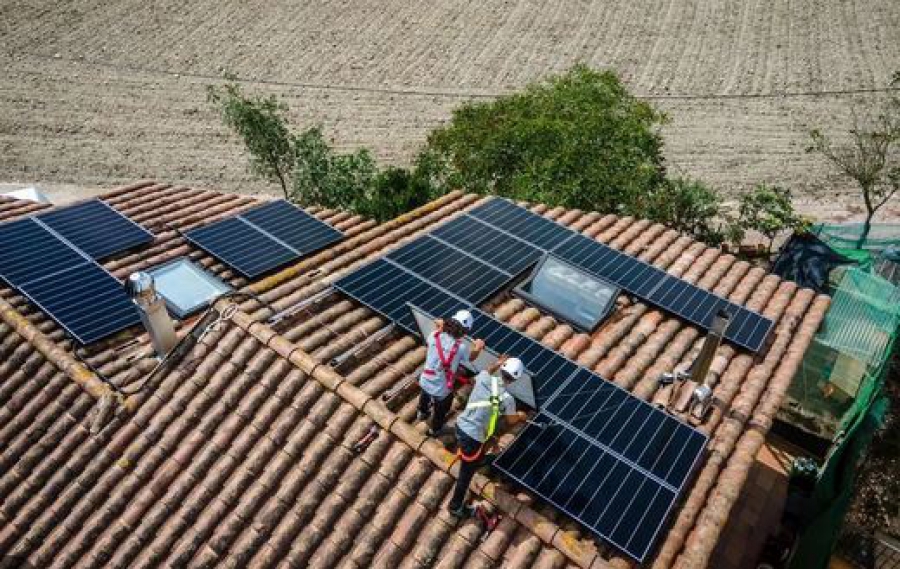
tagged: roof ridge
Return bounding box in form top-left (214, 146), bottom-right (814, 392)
top-left (226, 304), bottom-right (611, 569)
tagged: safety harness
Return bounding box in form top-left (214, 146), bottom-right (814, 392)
top-left (457, 375), bottom-right (506, 463)
top-left (422, 330), bottom-right (461, 390)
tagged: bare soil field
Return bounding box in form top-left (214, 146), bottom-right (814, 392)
top-left (1, 0), bottom-right (898, 219)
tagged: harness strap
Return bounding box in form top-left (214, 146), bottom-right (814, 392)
top-left (465, 376), bottom-right (506, 440)
top-left (456, 444), bottom-right (485, 463)
top-left (432, 331), bottom-right (461, 390)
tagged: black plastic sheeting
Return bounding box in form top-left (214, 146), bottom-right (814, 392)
top-left (772, 232), bottom-right (854, 294)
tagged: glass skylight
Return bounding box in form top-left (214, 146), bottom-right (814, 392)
top-left (148, 258), bottom-right (231, 318)
top-left (515, 255), bottom-right (619, 332)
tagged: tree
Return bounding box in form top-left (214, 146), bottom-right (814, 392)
top-left (645, 177), bottom-right (730, 245)
top-left (208, 81), bottom-right (431, 222)
top-left (207, 82), bottom-right (294, 199)
top-left (416, 65), bottom-right (668, 214)
top-left (808, 75), bottom-right (900, 248)
top-left (738, 184), bottom-right (809, 255)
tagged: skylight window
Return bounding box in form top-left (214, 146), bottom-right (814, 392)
top-left (148, 258), bottom-right (231, 318)
top-left (515, 255), bottom-right (619, 332)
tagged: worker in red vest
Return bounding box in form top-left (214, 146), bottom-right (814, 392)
top-left (448, 356), bottom-right (528, 517)
top-left (417, 309), bottom-right (485, 436)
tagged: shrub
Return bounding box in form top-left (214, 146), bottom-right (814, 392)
top-left (738, 184), bottom-right (809, 254)
top-left (415, 65), bottom-right (668, 214)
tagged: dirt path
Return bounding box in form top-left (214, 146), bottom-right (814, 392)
top-left (1, 0), bottom-right (898, 218)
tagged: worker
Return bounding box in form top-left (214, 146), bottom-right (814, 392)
top-left (448, 356), bottom-right (528, 518)
top-left (417, 309), bottom-right (485, 437)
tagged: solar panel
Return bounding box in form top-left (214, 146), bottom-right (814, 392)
top-left (18, 262), bottom-right (141, 345)
top-left (554, 233), bottom-right (775, 352)
top-left (185, 201), bottom-right (344, 279)
top-left (0, 218), bottom-right (87, 285)
top-left (545, 369), bottom-right (707, 489)
top-left (386, 236), bottom-right (511, 304)
top-left (494, 414), bottom-right (684, 563)
top-left (430, 214), bottom-right (543, 275)
top-left (37, 199), bottom-right (154, 260)
top-left (186, 217), bottom-right (297, 279)
top-left (469, 198), bottom-right (574, 251)
top-left (241, 200), bottom-right (344, 255)
top-left (335, 258), bottom-right (468, 334)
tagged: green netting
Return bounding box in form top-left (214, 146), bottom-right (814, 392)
top-left (786, 266), bottom-right (900, 569)
top-left (815, 223), bottom-right (900, 270)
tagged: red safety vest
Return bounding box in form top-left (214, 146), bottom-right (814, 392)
top-left (422, 331), bottom-right (461, 390)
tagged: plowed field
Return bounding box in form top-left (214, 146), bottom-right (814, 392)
top-left (1, 0), bottom-right (898, 218)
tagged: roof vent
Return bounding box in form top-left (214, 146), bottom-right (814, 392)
top-left (128, 271), bottom-right (177, 358)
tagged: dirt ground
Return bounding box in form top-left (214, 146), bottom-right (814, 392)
top-left (1, 0), bottom-right (899, 219)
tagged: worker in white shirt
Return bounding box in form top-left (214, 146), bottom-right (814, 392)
top-left (417, 309), bottom-right (485, 436)
top-left (448, 356), bottom-right (527, 517)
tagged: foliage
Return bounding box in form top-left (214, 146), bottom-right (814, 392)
top-left (738, 184), bottom-right (809, 254)
top-left (207, 82), bottom-right (294, 198)
top-left (808, 74), bottom-right (900, 248)
top-left (416, 65), bottom-right (668, 214)
top-left (209, 82), bottom-right (431, 222)
top-left (645, 177), bottom-right (729, 245)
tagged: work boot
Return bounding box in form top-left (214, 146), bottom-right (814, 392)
top-left (448, 504), bottom-right (473, 519)
top-left (416, 410), bottom-right (429, 422)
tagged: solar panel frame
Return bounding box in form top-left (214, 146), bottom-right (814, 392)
top-left (493, 414), bottom-right (686, 563)
top-left (240, 199), bottom-right (344, 256)
top-left (17, 261), bottom-right (141, 345)
top-left (429, 214), bottom-right (544, 276)
top-left (36, 199), bottom-right (154, 260)
top-left (185, 200), bottom-right (344, 279)
top-left (0, 218), bottom-right (87, 285)
top-left (386, 235), bottom-right (512, 305)
top-left (468, 198), bottom-right (575, 251)
top-left (185, 217), bottom-right (299, 279)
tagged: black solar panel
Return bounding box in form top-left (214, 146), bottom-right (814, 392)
top-left (19, 262), bottom-right (141, 345)
top-left (545, 369), bottom-right (707, 489)
top-left (386, 236), bottom-right (511, 304)
top-left (430, 214), bottom-right (543, 275)
top-left (554, 233), bottom-right (774, 352)
top-left (37, 199), bottom-right (154, 260)
top-left (469, 198), bottom-right (574, 250)
top-left (241, 199), bottom-right (344, 255)
top-left (335, 258), bottom-right (467, 333)
top-left (0, 218), bottom-right (87, 285)
top-left (186, 217), bottom-right (298, 279)
top-left (185, 201), bottom-right (344, 279)
top-left (494, 414), bottom-right (683, 563)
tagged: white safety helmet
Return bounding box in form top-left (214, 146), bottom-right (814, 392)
top-left (501, 357), bottom-right (525, 381)
top-left (451, 309), bottom-right (474, 331)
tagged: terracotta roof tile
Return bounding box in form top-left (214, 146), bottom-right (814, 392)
top-left (0, 182), bottom-right (829, 568)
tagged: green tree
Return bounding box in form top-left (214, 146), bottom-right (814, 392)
top-left (207, 82), bottom-right (294, 199)
top-left (645, 177), bottom-right (729, 245)
top-left (416, 65), bottom-right (667, 214)
top-left (208, 82), bottom-right (431, 222)
top-left (738, 184), bottom-right (809, 255)
top-left (808, 75), bottom-right (900, 248)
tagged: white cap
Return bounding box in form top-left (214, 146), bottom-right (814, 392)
top-left (501, 357), bottom-right (525, 381)
top-left (451, 309), bottom-right (474, 330)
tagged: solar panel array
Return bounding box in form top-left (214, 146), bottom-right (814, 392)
top-left (333, 197), bottom-right (786, 561)
top-left (469, 199), bottom-right (775, 353)
top-left (0, 199), bottom-right (152, 344)
top-left (185, 200), bottom-right (344, 279)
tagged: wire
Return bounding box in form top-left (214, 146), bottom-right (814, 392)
top-left (9, 49), bottom-right (900, 101)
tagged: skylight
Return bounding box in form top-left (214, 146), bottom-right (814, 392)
top-left (148, 258), bottom-right (231, 318)
top-left (515, 254), bottom-right (619, 332)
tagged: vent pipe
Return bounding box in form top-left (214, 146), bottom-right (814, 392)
top-left (127, 271), bottom-right (177, 358)
top-left (686, 309), bottom-right (732, 419)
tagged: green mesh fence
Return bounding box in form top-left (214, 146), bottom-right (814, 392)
top-left (815, 223), bottom-right (900, 270)
top-left (787, 263), bottom-right (900, 569)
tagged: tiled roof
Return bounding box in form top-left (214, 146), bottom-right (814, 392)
top-left (0, 181), bottom-right (829, 568)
